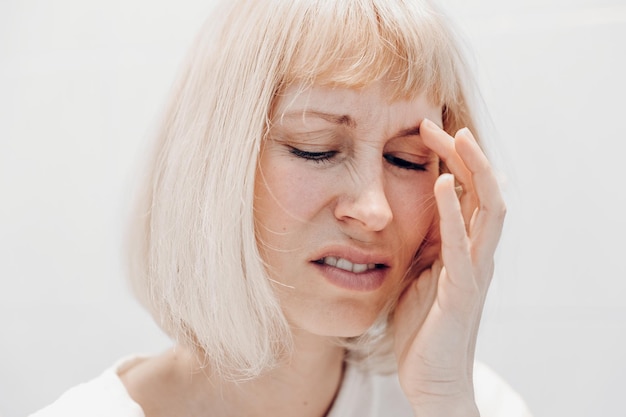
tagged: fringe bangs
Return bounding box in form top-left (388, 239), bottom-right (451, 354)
top-left (281, 0), bottom-right (463, 106)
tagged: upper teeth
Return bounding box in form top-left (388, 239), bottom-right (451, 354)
top-left (322, 257), bottom-right (376, 273)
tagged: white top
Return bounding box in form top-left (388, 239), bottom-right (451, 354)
top-left (30, 357), bottom-right (532, 417)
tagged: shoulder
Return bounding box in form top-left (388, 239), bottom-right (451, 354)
top-left (29, 357), bottom-right (146, 417)
top-left (328, 361), bottom-right (533, 417)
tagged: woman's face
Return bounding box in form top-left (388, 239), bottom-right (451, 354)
top-left (254, 81), bottom-right (443, 338)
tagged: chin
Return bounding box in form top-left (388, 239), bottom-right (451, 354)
top-left (295, 303), bottom-right (385, 339)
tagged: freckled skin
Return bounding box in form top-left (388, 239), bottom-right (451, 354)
top-left (254, 81), bottom-right (443, 337)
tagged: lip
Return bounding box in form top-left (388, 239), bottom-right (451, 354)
top-left (309, 246), bottom-right (392, 292)
top-left (310, 246), bottom-right (393, 267)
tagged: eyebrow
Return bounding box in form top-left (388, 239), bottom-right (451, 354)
top-left (282, 111), bottom-right (356, 128)
top-left (281, 110), bottom-right (422, 138)
top-left (393, 126), bottom-right (421, 138)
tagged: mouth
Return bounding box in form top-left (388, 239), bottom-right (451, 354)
top-left (313, 257), bottom-right (388, 274)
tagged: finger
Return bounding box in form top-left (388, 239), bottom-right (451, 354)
top-left (453, 129), bottom-right (479, 228)
top-left (454, 128), bottom-right (506, 261)
top-left (420, 119), bottom-right (477, 226)
top-left (420, 119), bottom-right (472, 188)
top-left (434, 173), bottom-right (477, 312)
top-left (449, 130), bottom-right (500, 369)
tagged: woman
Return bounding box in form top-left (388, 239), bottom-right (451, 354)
top-left (32, 0), bottom-right (532, 416)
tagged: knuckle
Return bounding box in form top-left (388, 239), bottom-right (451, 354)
top-left (480, 198), bottom-right (506, 221)
top-left (493, 200), bottom-right (507, 220)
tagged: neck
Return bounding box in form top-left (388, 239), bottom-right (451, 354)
top-left (184, 331), bottom-right (346, 417)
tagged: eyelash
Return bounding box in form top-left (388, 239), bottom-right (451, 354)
top-left (289, 147), bottom-right (337, 163)
top-left (383, 154), bottom-right (428, 171)
top-left (289, 147), bottom-right (427, 171)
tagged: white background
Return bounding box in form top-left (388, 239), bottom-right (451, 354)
top-left (1, 1), bottom-right (625, 416)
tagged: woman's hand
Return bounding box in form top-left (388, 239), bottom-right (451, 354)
top-left (393, 119), bottom-right (506, 416)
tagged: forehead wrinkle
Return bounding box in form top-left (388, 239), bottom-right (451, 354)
top-left (281, 110), bottom-right (356, 129)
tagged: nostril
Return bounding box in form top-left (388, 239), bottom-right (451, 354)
top-left (334, 194), bottom-right (393, 232)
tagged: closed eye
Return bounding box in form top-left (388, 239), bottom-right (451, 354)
top-left (289, 147), bottom-right (338, 163)
top-left (383, 154), bottom-right (427, 171)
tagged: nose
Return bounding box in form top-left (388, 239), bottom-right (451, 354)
top-left (333, 170), bottom-right (393, 232)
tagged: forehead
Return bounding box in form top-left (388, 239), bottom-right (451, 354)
top-left (272, 82), bottom-right (443, 129)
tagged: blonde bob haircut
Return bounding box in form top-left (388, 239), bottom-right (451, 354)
top-left (128, 0), bottom-right (482, 380)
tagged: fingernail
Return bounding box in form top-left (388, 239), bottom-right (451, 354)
top-left (421, 118), bottom-right (434, 128)
top-left (439, 173), bottom-right (454, 183)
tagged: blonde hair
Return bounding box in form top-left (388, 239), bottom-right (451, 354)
top-left (128, 0), bottom-right (482, 380)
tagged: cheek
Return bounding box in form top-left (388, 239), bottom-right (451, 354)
top-left (255, 160), bottom-right (330, 230)
top-left (388, 177), bottom-right (438, 247)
